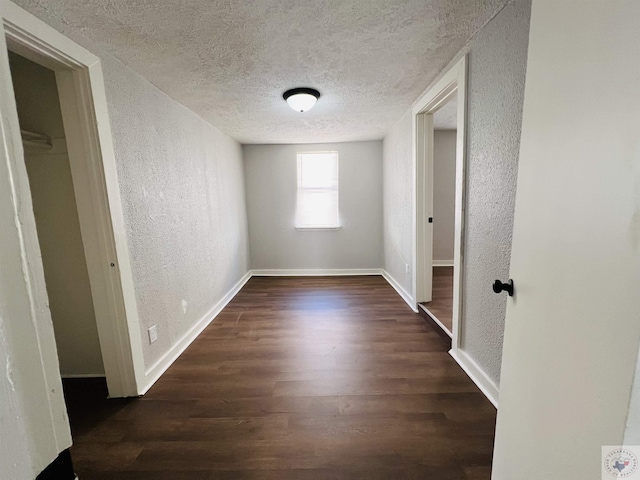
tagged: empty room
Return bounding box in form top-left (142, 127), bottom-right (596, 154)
top-left (1, 1), bottom-right (640, 480)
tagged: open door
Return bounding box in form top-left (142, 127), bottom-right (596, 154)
top-left (493, 1), bottom-right (640, 478)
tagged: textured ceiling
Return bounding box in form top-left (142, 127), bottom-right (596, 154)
top-left (14, 0), bottom-right (508, 144)
top-left (434, 96), bottom-right (458, 130)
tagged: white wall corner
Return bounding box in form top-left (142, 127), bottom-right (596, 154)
top-left (381, 270), bottom-right (418, 313)
top-left (449, 348), bottom-right (499, 408)
top-left (140, 270), bottom-right (252, 394)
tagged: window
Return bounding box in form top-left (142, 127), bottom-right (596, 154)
top-left (295, 151), bottom-right (339, 229)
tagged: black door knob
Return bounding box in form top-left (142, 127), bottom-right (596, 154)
top-left (493, 279), bottom-right (514, 297)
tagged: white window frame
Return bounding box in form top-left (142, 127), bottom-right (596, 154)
top-left (295, 151), bottom-right (340, 230)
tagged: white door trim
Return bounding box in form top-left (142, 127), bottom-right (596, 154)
top-left (1, 1), bottom-right (144, 397)
top-left (412, 55), bottom-right (467, 351)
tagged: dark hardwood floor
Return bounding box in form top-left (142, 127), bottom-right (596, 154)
top-left (63, 276), bottom-right (495, 479)
top-left (420, 266), bottom-right (454, 334)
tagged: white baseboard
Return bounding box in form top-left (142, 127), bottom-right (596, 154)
top-left (381, 270), bottom-right (417, 313)
top-left (449, 348), bottom-right (499, 408)
top-left (250, 268), bottom-right (382, 276)
top-left (140, 271), bottom-right (252, 394)
top-left (60, 373), bottom-right (106, 379)
top-left (433, 260), bottom-right (454, 267)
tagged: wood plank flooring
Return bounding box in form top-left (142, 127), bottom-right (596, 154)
top-left (63, 276), bottom-right (495, 479)
top-left (421, 266), bottom-right (454, 334)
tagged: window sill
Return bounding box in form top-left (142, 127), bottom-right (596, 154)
top-left (295, 226), bottom-right (342, 231)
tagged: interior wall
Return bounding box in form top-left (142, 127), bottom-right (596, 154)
top-left (432, 130), bottom-right (456, 263)
top-left (9, 52), bottom-right (104, 377)
top-left (382, 0), bottom-right (532, 386)
top-left (103, 53), bottom-right (250, 371)
top-left (383, 111), bottom-right (414, 291)
top-left (244, 141), bottom-right (383, 270)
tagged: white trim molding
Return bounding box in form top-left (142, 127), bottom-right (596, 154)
top-left (449, 348), bottom-right (499, 408)
top-left (251, 268), bottom-right (381, 277)
top-left (412, 54), bottom-right (468, 353)
top-left (141, 271), bottom-right (253, 394)
top-left (381, 270), bottom-right (418, 313)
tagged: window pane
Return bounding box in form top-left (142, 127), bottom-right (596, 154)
top-left (300, 153), bottom-right (338, 189)
top-left (296, 152), bottom-right (339, 228)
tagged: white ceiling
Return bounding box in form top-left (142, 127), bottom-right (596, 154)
top-left (434, 96), bottom-right (458, 130)
top-left (14, 0), bottom-right (508, 144)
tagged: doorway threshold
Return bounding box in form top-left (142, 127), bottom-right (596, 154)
top-left (418, 303), bottom-right (452, 348)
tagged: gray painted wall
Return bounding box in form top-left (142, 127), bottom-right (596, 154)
top-left (104, 54), bottom-right (250, 370)
top-left (9, 52), bottom-right (104, 376)
top-left (244, 142), bottom-right (383, 270)
top-left (382, 0), bottom-right (531, 386)
top-left (433, 130), bottom-right (456, 263)
top-left (383, 111), bottom-right (414, 292)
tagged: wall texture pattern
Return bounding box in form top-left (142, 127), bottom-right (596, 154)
top-left (382, 0), bottom-right (532, 386)
top-left (383, 111), bottom-right (414, 293)
top-left (102, 54), bottom-right (250, 370)
top-left (244, 141), bottom-right (383, 270)
top-left (460, 0), bottom-right (531, 385)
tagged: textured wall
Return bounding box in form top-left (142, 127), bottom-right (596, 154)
top-left (383, 111), bottom-right (414, 293)
top-left (460, 0), bottom-right (531, 384)
top-left (433, 130), bottom-right (456, 262)
top-left (102, 54), bottom-right (250, 370)
top-left (382, 0), bottom-right (532, 386)
top-left (9, 52), bottom-right (104, 376)
top-left (244, 141), bottom-right (383, 270)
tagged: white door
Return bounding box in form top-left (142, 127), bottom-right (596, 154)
top-left (493, 1), bottom-right (640, 479)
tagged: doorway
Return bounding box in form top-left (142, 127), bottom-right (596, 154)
top-left (419, 97), bottom-right (457, 335)
top-left (413, 56), bottom-right (467, 350)
top-left (9, 51), bottom-right (106, 379)
top-left (2, 3), bottom-right (145, 398)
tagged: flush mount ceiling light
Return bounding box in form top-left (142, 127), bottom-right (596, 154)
top-left (283, 87), bottom-right (320, 112)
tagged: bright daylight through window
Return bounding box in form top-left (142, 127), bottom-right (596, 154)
top-left (295, 152), bottom-right (339, 229)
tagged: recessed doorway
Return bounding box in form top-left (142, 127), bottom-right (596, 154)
top-left (413, 56), bottom-right (467, 351)
top-left (420, 96), bottom-right (457, 333)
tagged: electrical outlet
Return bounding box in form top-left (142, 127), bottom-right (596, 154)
top-left (405, 263), bottom-right (410, 274)
top-left (148, 325), bottom-right (158, 344)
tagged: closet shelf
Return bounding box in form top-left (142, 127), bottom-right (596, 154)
top-left (21, 129), bottom-right (53, 150)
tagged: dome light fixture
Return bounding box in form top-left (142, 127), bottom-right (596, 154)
top-left (283, 87), bottom-right (320, 112)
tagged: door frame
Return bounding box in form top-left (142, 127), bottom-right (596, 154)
top-left (413, 55), bottom-right (467, 349)
top-left (1, 1), bottom-right (144, 397)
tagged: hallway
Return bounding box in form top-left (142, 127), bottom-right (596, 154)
top-left (63, 276), bottom-right (495, 479)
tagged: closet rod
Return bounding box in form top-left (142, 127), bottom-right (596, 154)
top-left (20, 129), bottom-right (53, 150)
